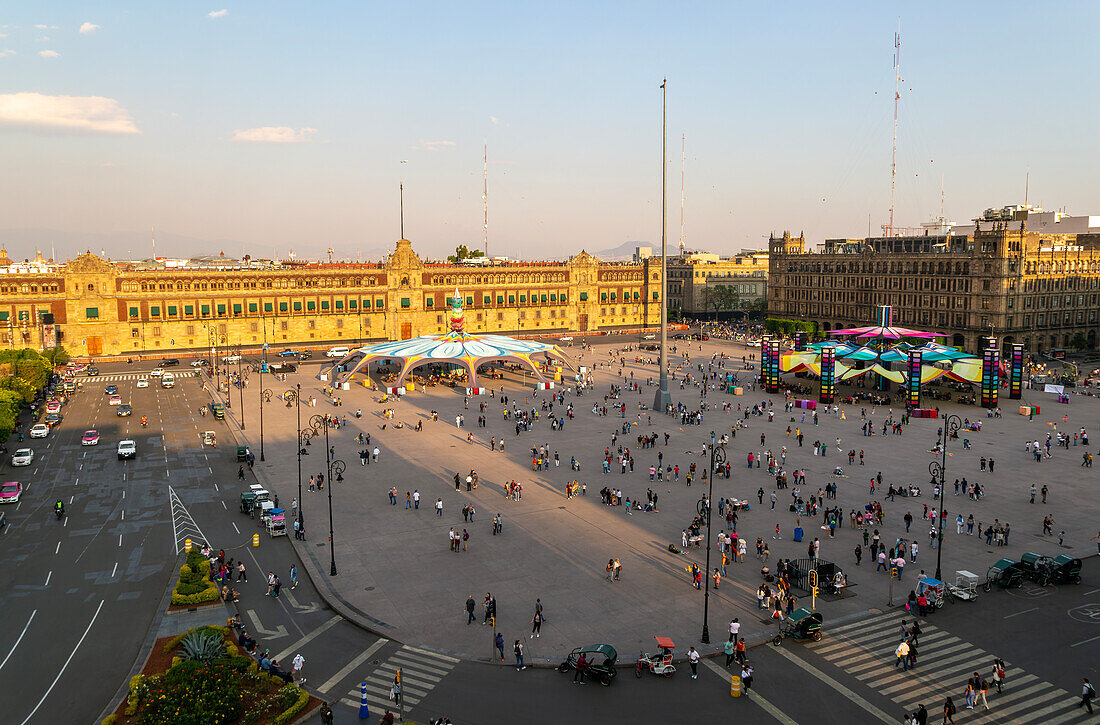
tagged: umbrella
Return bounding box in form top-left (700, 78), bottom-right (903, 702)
top-left (359, 680), bottom-right (370, 720)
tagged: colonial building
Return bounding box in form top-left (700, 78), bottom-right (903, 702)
top-left (767, 219), bottom-right (1100, 354)
top-left (0, 239), bottom-right (662, 357)
top-left (667, 250), bottom-right (768, 316)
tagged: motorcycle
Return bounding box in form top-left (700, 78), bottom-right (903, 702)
top-left (55, 506), bottom-right (65, 521)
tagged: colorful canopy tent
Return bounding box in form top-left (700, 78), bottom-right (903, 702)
top-left (330, 289), bottom-right (573, 390)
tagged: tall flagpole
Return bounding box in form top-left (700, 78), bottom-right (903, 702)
top-left (653, 78), bottom-right (672, 413)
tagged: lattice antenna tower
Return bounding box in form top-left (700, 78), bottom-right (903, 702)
top-left (679, 133), bottom-right (686, 256)
top-left (887, 22), bottom-right (901, 237)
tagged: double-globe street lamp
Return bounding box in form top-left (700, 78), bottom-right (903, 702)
top-left (700, 430), bottom-right (727, 644)
top-left (927, 413), bottom-right (962, 581)
top-left (308, 412), bottom-right (344, 577)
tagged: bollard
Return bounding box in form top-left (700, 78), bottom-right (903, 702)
top-left (184, 538), bottom-right (192, 553)
top-left (252, 533), bottom-right (259, 547)
top-left (730, 675), bottom-right (742, 697)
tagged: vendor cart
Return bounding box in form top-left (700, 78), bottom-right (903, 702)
top-left (946, 570), bottom-right (979, 602)
top-left (266, 510), bottom-right (286, 537)
top-left (917, 577), bottom-right (947, 608)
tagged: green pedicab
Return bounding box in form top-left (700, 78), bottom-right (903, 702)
top-left (1050, 555), bottom-right (1083, 585)
top-left (557, 644), bottom-right (618, 686)
top-left (1019, 552), bottom-right (1057, 586)
top-left (983, 558), bottom-right (1027, 591)
top-left (772, 607), bottom-right (823, 646)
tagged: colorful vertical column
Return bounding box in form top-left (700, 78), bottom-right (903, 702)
top-left (906, 349), bottom-right (922, 410)
top-left (765, 339), bottom-right (781, 394)
top-left (819, 346), bottom-right (836, 404)
top-left (793, 331), bottom-right (807, 351)
top-left (1009, 343), bottom-right (1024, 400)
top-left (981, 343), bottom-right (999, 409)
top-left (876, 305), bottom-right (893, 328)
top-left (759, 334), bottom-right (771, 385)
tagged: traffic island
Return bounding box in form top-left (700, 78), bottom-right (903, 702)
top-left (100, 625), bottom-right (320, 725)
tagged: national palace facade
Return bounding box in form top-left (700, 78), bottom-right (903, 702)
top-left (0, 239), bottom-right (662, 357)
top-left (767, 221), bottom-right (1100, 355)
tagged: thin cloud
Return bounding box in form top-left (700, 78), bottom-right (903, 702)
top-left (39, 49), bottom-right (60, 58)
top-left (208, 9), bottom-right (229, 18)
top-left (0, 49), bottom-right (14, 58)
top-left (490, 116), bottom-right (501, 125)
top-left (231, 126), bottom-right (317, 143)
top-left (79, 22), bottom-right (101, 34)
top-left (0, 92), bottom-right (140, 134)
top-left (411, 140), bottom-right (456, 151)
top-left (34, 24), bottom-right (59, 30)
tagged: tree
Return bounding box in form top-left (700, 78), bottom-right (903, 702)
top-left (446, 244), bottom-right (485, 263)
top-left (701, 285), bottom-right (741, 320)
top-left (1070, 332), bottom-right (1088, 351)
top-left (41, 346), bottom-right (70, 367)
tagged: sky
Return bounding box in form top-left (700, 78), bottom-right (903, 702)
top-left (1, 1), bottom-right (1098, 262)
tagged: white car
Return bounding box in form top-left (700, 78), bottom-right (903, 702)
top-left (149, 368), bottom-right (164, 377)
top-left (136, 378), bottom-right (149, 388)
top-left (642, 334), bottom-right (656, 340)
top-left (559, 336), bottom-right (574, 341)
top-left (29, 423), bottom-right (49, 438)
top-left (11, 448), bottom-right (33, 466)
top-left (326, 347), bottom-right (350, 358)
top-left (117, 440), bottom-right (136, 460)
top-left (191, 360), bottom-right (206, 367)
top-left (222, 354), bottom-right (241, 363)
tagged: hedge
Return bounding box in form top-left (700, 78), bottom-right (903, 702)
top-left (100, 716), bottom-right (118, 725)
top-left (124, 674), bottom-right (146, 716)
top-left (763, 318), bottom-right (818, 336)
top-left (272, 687), bottom-right (310, 725)
top-left (170, 557), bottom-right (218, 606)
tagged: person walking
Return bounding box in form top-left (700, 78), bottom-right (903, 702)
top-left (741, 663), bottom-right (754, 692)
top-left (288, 564), bottom-right (298, 590)
top-left (729, 617), bottom-right (740, 646)
top-left (723, 637), bottom-right (736, 668)
top-left (687, 646), bottom-right (700, 679)
top-left (895, 639), bottom-right (911, 671)
top-left (292, 653), bottom-right (306, 684)
top-left (532, 609), bottom-right (543, 638)
top-left (494, 632), bottom-right (505, 661)
top-left (942, 697), bottom-right (957, 724)
top-left (573, 652), bottom-right (588, 684)
top-left (514, 640), bottom-right (526, 670)
top-left (465, 595), bottom-right (476, 624)
top-left (237, 561), bottom-right (247, 582)
top-left (992, 659), bottom-right (1005, 693)
top-left (1078, 678), bottom-right (1096, 714)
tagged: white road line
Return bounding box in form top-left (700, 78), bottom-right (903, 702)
top-left (19, 599), bottom-right (104, 725)
top-left (74, 478), bottom-right (79, 485)
top-left (319, 639), bottom-right (389, 695)
top-left (1070, 633), bottom-right (1100, 648)
top-left (214, 483), bottom-right (219, 492)
top-left (702, 659), bottom-right (797, 724)
top-left (111, 562), bottom-right (118, 577)
top-left (272, 615), bottom-right (341, 662)
top-left (1082, 589), bottom-right (1100, 597)
top-left (1004, 607), bottom-right (1038, 619)
top-left (44, 571), bottom-right (51, 587)
top-left (118, 534), bottom-right (122, 547)
top-left (69, 495), bottom-right (74, 504)
top-left (63, 517), bottom-right (68, 527)
top-left (121, 510), bottom-right (125, 520)
top-left (0, 609), bottom-right (36, 673)
top-left (232, 522), bottom-right (240, 534)
top-left (54, 542), bottom-right (60, 554)
top-left (221, 500), bottom-right (227, 510)
top-left (770, 645), bottom-right (895, 724)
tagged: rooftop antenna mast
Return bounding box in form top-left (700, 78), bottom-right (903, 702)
top-left (887, 22), bottom-right (901, 237)
top-left (483, 142), bottom-right (489, 257)
top-left (679, 133), bottom-right (686, 256)
top-left (151, 225), bottom-right (156, 260)
top-left (1024, 170), bottom-right (1029, 208)
top-left (399, 183), bottom-right (405, 239)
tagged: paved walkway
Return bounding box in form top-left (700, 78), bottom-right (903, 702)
top-left (221, 339), bottom-right (1100, 662)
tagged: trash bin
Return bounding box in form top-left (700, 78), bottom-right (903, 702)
top-left (793, 527), bottom-right (804, 542)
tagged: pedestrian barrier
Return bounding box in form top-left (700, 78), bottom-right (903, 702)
top-left (252, 533), bottom-right (259, 547)
top-left (730, 675), bottom-right (742, 697)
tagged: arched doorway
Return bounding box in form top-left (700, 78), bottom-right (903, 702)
top-left (952, 333), bottom-right (965, 350)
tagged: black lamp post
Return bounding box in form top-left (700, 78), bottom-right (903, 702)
top-left (259, 387), bottom-right (272, 462)
top-left (927, 413), bottom-right (962, 581)
top-left (237, 349), bottom-right (245, 429)
top-left (700, 430), bottom-right (727, 644)
top-left (283, 386), bottom-right (302, 529)
top-left (309, 412), bottom-right (342, 576)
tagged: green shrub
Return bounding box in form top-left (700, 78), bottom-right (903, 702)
top-left (142, 661), bottom-right (243, 725)
top-left (170, 586), bottom-right (220, 606)
top-left (124, 674), bottom-right (147, 716)
top-left (178, 630), bottom-right (226, 664)
top-left (272, 686), bottom-right (310, 725)
top-left (100, 715), bottom-right (117, 725)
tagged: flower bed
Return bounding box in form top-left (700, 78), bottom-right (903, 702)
top-left (104, 626), bottom-right (320, 725)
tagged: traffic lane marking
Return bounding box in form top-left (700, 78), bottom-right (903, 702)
top-left (1070, 633), bottom-right (1100, 648)
top-left (272, 615), bottom-right (341, 662)
top-left (18, 599), bottom-right (105, 725)
top-left (0, 609), bottom-right (36, 673)
top-left (702, 659), bottom-right (798, 724)
top-left (1004, 607), bottom-right (1038, 619)
top-left (318, 638), bottom-right (390, 695)
top-left (768, 645), bottom-right (896, 724)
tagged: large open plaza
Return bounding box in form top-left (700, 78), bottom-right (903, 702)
top-left (230, 334), bottom-right (1099, 661)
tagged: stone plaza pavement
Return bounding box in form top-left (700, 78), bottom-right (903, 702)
top-left (221, 338), bottom-right (1099, 663)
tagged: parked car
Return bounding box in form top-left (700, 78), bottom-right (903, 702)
top-left (162, 358), bottom-right (180, 367)
top-left (0, 481), bottom-right (22, 504)
top-left (191, 360), bottom-right (208, 368)
top-left (278, 349), bottom-right (301, 357)
top-left (82, 430), bottom-right (100, 446)
top-left (117, 404), bottom-right (132, 417)
top-left (299, 350), bottom-right (312, 360)
top-left (11, 449), bottom-right (34, 466)
top-left (222, 354), bottom-right (241, 363)
top-left (326, 347), bottom-right (351, 358)
top-left (29, 423), bottom-right (49, 438)
top-left (268, 362), bottom-right (297, 374)
top-left (117, 440), bottom-right (136, 459)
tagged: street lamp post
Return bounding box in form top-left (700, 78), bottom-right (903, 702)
top-left (701, 430), bottom-right (726, 644)
top-left (653, 77), bottom-right (672, 413)
top-left (927, 414), bottom-right (962, 581)
top-left (237, 351), bottom-right (246, 429)
top-left (284, 386), bottom-right (302, 530)
top-left (309, 412), bottom-right (342, 576)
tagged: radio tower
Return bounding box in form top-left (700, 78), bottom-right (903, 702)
top-left (679, 133), bottom-right (686, 256)
top-left (482, 142), bottom-right (489, 257)
top-left (887, 22), bottom-right (901, 237)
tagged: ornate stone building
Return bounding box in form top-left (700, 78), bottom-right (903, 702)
top-left (666, 251), bottom-right (768, 315)
top-left (767, 224), bottom-right (1100, 354)
top-left (0, 239), bottom-right (662, 357)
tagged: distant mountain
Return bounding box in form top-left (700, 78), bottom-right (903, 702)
top-left (0, 228), bottom-right (392, 263)
top-left (592, 240), bottom-right (652, 261)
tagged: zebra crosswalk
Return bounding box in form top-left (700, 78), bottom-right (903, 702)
top-left (338, 644), bottom-right (458, 716)
top-left (802, 610), bottom-right (1081, 723)
top-left (81, 371), bottom-right (197, 382)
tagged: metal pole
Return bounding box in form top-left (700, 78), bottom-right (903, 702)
top-left (258, 365), bottom-right (265, 461)
top-left (653, 77), bottom-right (671, 413)
top-left (296, 386), bottom-right (303, 530)
top-left (238, 351), bottom-right (245, 429)
top-left (928, 414), bottom-right (960, 582)
top-left (702, 431), bottom-right (714, 644)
